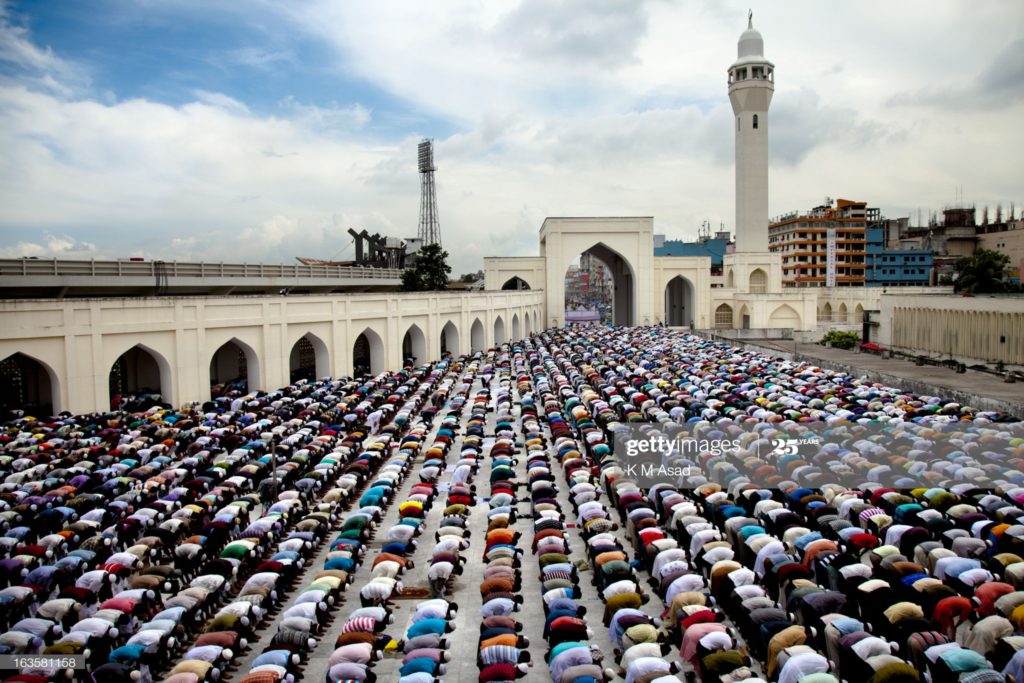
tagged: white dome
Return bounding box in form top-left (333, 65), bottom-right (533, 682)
top-left (738, 15), bottom-right (764, 58)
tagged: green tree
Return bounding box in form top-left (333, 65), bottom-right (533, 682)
top-left (401, 243), bottom-right (452, 291)
top-left (954, 248), bottom-right (1010, 294)
top-left (400, 268), bottom-right (425, 291)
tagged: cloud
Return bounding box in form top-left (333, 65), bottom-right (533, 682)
top-left (0, 0), bottom-right (1022, 277)
top-left (0, 3), bottom-right (90, 96)
top-left (890, 38), bottom-right (1024, 110)
top-left (0, 233), bottom-right (96, 258)
top-left (194, 90), bottom-right (250, 115)
top-left (771, 88), bottom-right (905, 167)
top-left (228, 46), bottom-right (295, 70)
top-left (278, 97), bottom-right (371, 133)
top-left (494, 0), bottom-right (650, 70)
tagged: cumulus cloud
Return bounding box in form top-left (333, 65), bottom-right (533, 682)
top-left (0, 0), bottom-right (1021, 275)
top-left (890, 38), bottom-right (1024, 110)
top-left (495, 0), bottom-right (650, 70)
top-left (0, 233), bottom-right (97, 258)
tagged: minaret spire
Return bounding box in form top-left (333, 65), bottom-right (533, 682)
top-left (729, 13), bottom-right (774, 253)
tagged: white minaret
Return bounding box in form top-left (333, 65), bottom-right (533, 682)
top-left (728, 12), bottom-right (774, 253)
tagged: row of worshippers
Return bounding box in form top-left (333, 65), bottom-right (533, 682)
top-left (396, 371), bottom-right (481, 683)
top-left (478, 367), bottom-right (532, 682)
top-left (0, 359), bottom-right (459, 683)
top-left (524, 343), bottom-right (687, 683)
top-left (334, 358), bottom-right (474, 683)
top-left (396, 375), bottom-right (486, 683)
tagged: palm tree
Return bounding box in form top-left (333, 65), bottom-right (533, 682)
top-left (954, 248), bottom-right (1010, 294)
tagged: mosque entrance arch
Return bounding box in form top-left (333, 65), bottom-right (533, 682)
top-left (0, 352), bottom-right (58, 418)
top-left (494, 316), bottom-right (506, 345)
top-left (501, 277), bottom-right (530, 290)
top-left (440, 320), bottom-right (460, 356)
top-left (210, 338), bottom-right (260, 398)
top-left (563, 244), bottom-right (635, 326)
top-left (109, 344), bottom-right (171, 410)
top-left (402, 324), bottom-right (427, 366)
top-left (664, 276), bottom-right (695, 327)
top-left (290, 332), bottom-right (329, 383)
top-left (541, 218), bottom-right (651, 327)
top-left (353, 328), bottom-right (385, 377)
top-left (470, 318), bottom-right (485, 353)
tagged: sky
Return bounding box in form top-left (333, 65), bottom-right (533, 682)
top-left (0, 1), bottom-right (1021, 274)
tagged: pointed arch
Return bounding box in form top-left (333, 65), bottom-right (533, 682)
top-left (749, 268), bottom-right (768, 294)
top-left (739, 305), bottom-right (751, 330)
top-left (664, 275), bottom-right (695, 327)
top-left (714, 303), bottom-right (734, 329)
top-left (470, 318), bottom-right (485, 353)
top-left (109, 343), bottom-right (173, 410)
top-left (0, 352), bottom-right (60, 417)
top-left (440, 320), bottom-right (460, 357)
top-left (768, 304), bottom-right (801, 329)
top-left (524, 312), bottom-right (533, 337)
top-left (402, 323), bottom-right (427, 366)
top-left (501, 277), bottom-right (531, 290)
top-left (511, 313), bottom-right (521, 341)
top-left (352, 327), bottom-right (385, 377)
top-left (727, 268), bottom-right (735, 288)
top-left (854, 303), bottom-right (865, 323)
top-left (565, 241), bottom-right (636, 326)
top-left (210, 337), bottom-right (260, 398)
top-left (290, 332), bottom-right (329, 383)
top-left (838, 302), bottom-right (849, 323)
top-left (494, 315), bottom-right (507, 346)
top-left (821, 302), bottom-right (833, 323)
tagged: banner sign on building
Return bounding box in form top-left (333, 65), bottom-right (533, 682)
top-left (825, 226), bottom-right (837, 287)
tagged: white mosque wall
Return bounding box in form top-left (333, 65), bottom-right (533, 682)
top-left (877, 293), bottom-right (1024, 367)
top-left (0, 290), bottom-right (543, 414)
top-left (483, 256), bottom-right (547, 292)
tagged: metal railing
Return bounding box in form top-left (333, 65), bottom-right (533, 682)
top-left (0, 258), bottom-right (404, 280)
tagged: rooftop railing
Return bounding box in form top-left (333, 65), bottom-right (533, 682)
top-left (0, 258), bottom-right (404, 280)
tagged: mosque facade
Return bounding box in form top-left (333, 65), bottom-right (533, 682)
top-left (484, 17), bottom-right (930, 332)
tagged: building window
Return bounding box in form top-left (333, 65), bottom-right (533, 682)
top-left (714, 304), bottom-right (734, 329)
top-left (753, 114), bottom-right (759, 129)
top-left (749, 268), bottom-right (768, 293)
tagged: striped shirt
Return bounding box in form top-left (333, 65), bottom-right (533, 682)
top-left (479, 644), bottom-right (519, 666)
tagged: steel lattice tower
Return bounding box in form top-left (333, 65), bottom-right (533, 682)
top-left (417, 139), bottom-right (441, 246)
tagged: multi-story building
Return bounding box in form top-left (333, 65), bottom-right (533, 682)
top-left (769, 198), bottom-right (868, 286)
top-left (865, 223), bottom-right (933, 286)
top-left (771, 198), bottom-right (936, 287)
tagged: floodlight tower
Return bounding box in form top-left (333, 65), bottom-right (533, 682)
top-left (417, 139), bottom-right (441, 246)
top-left (728, 11), bottom-right (774, 253)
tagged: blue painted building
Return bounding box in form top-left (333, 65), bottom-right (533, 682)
top-left (865, 225), bottom-right (933, 286)
top-left (655, 238), bottom-right (730, 270)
